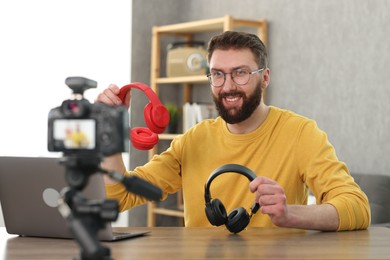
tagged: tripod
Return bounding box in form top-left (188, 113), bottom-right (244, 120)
top-left (57, 155), bottom-right (161, 260)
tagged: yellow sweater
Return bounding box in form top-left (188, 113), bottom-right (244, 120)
top-left (106, 106), bottom-right (370, 230)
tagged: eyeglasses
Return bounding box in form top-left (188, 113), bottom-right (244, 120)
top-left (207, 68), bottom-right (264, 88)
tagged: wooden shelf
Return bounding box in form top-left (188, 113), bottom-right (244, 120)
top-left (152, 208), bottom-right (184, 218)
top-left (159, 133), bottom-right (180, 140)
top-left (155, 16), bottom-right (267, 38)
top-left (156, 75), bottom-right (208, 84)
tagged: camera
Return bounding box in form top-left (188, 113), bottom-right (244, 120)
top-left (48, 76), bottom-right (129, 157)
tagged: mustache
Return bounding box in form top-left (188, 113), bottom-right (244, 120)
top-left (219, 91), bottom-right (245, 98)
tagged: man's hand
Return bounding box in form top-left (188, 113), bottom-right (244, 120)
top-left (249, 176), bottom-right (339, 231)
top-left (249, 176), bottom-right (289, 227)
top-left (95, 84), bottom-right (131, 108)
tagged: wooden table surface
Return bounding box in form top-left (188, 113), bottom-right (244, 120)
top-left (1, 226), bottom-right (390, 259)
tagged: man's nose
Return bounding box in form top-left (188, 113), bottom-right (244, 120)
top-left (222, 74), bottom-right (236, 91)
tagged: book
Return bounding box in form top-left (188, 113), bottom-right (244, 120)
top-left (183, 102), bottom-right (218, 131)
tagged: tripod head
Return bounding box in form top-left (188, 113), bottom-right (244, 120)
top-left (59, 155), bottom-right (102, 191)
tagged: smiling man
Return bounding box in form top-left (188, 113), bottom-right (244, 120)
top-left (97, 31), bottom-right (370, 231)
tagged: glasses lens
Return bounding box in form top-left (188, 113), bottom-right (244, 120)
top-left (232, 69), bottom-right (250, 85)
top-left (209, 72), bottom-right (224, 87)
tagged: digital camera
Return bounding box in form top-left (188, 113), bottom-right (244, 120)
top-left (48, 77), bottom-right (129, 156)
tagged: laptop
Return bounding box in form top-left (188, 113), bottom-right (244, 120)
top-left (0, 156), bottom-right (149, 241)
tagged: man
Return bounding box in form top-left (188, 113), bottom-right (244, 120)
top-left (96, 31), bottom-right (370, 231)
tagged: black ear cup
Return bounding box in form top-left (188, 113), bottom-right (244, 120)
top-left (205, 199), bottom-right (227, 226)
top-left (226, 207), bottom-right (250, 233)
top-left (204, 164), bottom-right (260, 234)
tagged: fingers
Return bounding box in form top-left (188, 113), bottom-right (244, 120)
top-left (249, 176), bottom-right (287, 217)
top-left (250, 178), bottom-right (284, 203)
top-left (249, 176), bottom-right (277, 193)
top-left (95, 84), bottom-right (127, 106)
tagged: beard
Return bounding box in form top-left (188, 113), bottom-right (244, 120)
top-left (212, 82), bottom-right (262, 124)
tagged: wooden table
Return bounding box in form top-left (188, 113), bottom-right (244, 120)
top-left (1, 226), bottom-right (390, 259)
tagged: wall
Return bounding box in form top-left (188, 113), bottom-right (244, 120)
top-left (128, 0), bottom-right (390, 226)
top-left (0, 0), bottom-right (132, 227)
top-left (0, 0), bottom-right (132, 157)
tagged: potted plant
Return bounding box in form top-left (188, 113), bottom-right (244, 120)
top-left (165, 102), bottom-right (180, 133)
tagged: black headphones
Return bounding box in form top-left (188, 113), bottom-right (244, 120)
top-left (204, 164), bottom-right (260, 233)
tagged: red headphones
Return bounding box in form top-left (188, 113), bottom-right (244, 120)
top-left (118, 82), bottom-right (170, 150)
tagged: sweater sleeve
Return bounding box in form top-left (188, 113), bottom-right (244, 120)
top-left (105, 136), bottom-right (184, 212)
top-left (296, 120), bottom-right (371, 230)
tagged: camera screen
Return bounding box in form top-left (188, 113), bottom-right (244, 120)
top-left (53, 119), bottom-right (96, 150)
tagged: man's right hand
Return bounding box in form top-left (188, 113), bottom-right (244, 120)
top-left (95, 84), bottom-right (131, 108)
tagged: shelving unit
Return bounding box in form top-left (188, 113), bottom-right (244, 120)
top-left (147, 15), bottom-right (267, 227)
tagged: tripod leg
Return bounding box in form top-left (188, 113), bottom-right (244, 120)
top-left (59, 189), bottom-right (113, 260)
top-left (76, 246), bottom-right (111, 260)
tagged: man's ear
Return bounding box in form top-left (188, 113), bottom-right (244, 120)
top-left (261, 68), bottom-right (271, 91)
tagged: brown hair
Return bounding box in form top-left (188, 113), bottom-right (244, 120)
top-left (207, 31), bottom-right (268, 68)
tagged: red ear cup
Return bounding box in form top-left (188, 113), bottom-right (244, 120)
top-left (144, 103), bottom-right (170, 134)
top-left (118, 82), bottom-right (170, 150)
top-left (130, 127), bottom-right (159, 150)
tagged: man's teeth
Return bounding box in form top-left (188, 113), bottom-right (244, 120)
top-left (226, 97), bottom-right (239, 102)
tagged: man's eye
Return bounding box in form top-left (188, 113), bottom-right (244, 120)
top-left (213, 71), bottom-right (224, 78)
top-left (234, 69), bottom-right (248, 76)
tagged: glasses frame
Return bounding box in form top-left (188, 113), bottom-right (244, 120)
top-left (206, 68), bottom-right (264, 88)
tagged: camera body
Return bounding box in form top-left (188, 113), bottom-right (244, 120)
top-left (48, 77), bottom-right (129, 157)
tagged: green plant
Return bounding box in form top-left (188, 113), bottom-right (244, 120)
top-left (165, 102), bottom-right (180, 133)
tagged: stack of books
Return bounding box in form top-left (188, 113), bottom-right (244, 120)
top-left (182, 103), bottom-right (218, 131)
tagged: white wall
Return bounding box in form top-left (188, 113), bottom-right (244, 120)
top-left (0, 0), bottom-right (132, 227)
